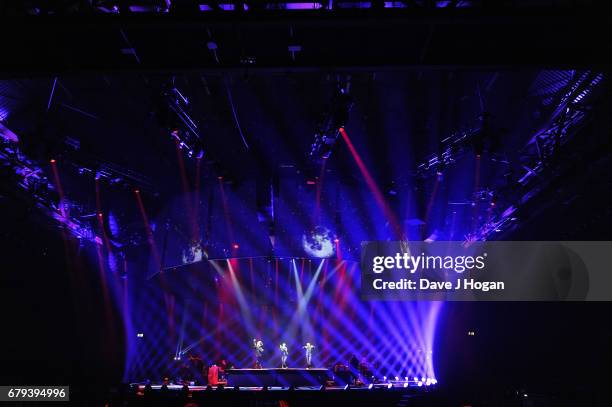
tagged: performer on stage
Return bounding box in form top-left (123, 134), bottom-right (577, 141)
top-left (279, 342), bottom-right (289, 368)
top-left (303, 342), bottom-right (315, 368)
top-left (252, 338), bottom-right (264, 369)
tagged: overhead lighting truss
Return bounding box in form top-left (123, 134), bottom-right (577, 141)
top-left (309, 80), bottom-right (353, 163)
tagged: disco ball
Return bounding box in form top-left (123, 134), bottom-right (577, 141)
top-left (302, 226), bottom-right (335, 258)
top-left (182, 240), bottom-right (203, 264)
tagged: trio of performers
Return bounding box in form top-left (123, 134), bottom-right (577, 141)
top-left (252, 338), bottom-right (315, 368)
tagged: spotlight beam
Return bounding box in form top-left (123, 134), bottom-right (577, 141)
top-left (338, 127), bottom-right (404, 239)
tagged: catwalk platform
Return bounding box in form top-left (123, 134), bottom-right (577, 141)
top-left (226, 368), bottom-right (329, 387)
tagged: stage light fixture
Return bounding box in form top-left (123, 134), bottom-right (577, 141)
top-left (159, 85), bottom-right (205, 160)
top-left (368, 383), bottom-right (373, 389)
top-left (50, 158), bottom-right (56, 163)
top-left (136, 333), bottom-right (144, 338)
top-left (387, 383), bottom-right (393, 389)
top-left (309, 82), bottom-right (353, 162)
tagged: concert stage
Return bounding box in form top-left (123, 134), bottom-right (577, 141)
top-left (128, 383), bottom-right (437, 407)
top-left (226, 368), bottom-right (329, 387)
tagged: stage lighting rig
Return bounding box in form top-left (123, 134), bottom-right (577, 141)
top-left (159, 86), bottom-right (205, 160)
top-left (0, 124), bottom-right (155, 251)
top-left (46, 135), bottom-right (158, 196)
top-left (415, 131), bottom-right (469, 178)
top-left (0, 122), bottom-right (18, 143)
top-left (415, 114), bottom-right (504, 178)
top-left (0, 135), bottom-right (104, 244)
top-left (466, 71), bottom-right (605, 241)
top-left (309, 83), bottom-right (354, 163)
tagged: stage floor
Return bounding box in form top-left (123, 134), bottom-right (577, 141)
top-left (132, 382), bottom-right (427, 392)
top-left (226, 368), bottom-right (329, 387)
top-left (129, 382), bottom-right (436, 407)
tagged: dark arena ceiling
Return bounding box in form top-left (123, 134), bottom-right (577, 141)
top-left (1, 1), bottom-right (612, 74)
